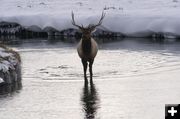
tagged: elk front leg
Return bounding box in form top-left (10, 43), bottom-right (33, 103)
top-left (89, 59), bottom-right (94, 82)
top-left (82, 59), bottom-right (88, 82)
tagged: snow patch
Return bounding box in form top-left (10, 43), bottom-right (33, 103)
top-left (0, 46), bottom-right (19, 73)
top-left (0, 0), bottom-right (180, 38)
top-left (0, 77), bottom-right (3, 83)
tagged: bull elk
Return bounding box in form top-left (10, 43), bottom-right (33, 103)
top-left (71, 12), bottom-right (105, 83)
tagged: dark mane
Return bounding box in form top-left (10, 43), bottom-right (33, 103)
top-left (82, 38), bottom-right (91, 55)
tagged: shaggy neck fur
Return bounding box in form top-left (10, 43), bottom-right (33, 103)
top-left (82, 36), bottom-right (92, 55)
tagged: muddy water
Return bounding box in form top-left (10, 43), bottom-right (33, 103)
top-left (1, 38), bottom-right (180, 119)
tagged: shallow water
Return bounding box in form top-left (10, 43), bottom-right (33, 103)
top-left (1, 38), bottom-right (180, 119)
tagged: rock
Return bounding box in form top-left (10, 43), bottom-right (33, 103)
top-left (0, 44), bottom-right (21, 84)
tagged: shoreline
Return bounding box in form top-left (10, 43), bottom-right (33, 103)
top-left (0, 21), bottom-right (179, 39)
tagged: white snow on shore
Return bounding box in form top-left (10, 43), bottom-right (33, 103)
top-left (0, 0), bottom-right (180, 37)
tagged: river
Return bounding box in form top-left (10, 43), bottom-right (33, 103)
top-left (0, 37), bottom-right (180, 119)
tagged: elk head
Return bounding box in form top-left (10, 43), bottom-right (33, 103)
top-left (71, 11), bottom-right (105, 39)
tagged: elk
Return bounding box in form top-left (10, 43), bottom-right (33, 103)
top-left (72, 12), bottom-right (105, 83)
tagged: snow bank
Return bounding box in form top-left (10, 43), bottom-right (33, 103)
top-left (0, 0), bottom-right (180, 38)
top-left (0, 45), bottom-right (21, 84)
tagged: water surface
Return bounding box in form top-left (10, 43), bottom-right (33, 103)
top-left (0, 38), bottom-right (180, 119)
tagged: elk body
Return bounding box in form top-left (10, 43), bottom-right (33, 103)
top-left (72, 12), bottom-right (105, 83)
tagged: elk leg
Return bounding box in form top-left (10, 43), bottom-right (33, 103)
top-left (89, 59), bottom-right (94, 82)
top-left (82, 59), bottom-right (88, 82)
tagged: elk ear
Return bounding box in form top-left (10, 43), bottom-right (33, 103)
top-left (91, 28), bottom-right (96, 33)
top-left (79, 27), bottom-right (84, 32)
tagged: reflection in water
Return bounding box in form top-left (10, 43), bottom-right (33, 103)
top-left (0, 82), bottom-right (22, 96)
top-left (81, 81), bottom-right (100, 119)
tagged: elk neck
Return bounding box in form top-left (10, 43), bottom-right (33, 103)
top-left (81, 35), bottom-right (92, 55)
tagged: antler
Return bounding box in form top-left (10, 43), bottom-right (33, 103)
top-left (71, 11), bottom-right (83, 29)
top-left (89, 11), bottom-right (106, 29)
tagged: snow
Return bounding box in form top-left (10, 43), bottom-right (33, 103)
top-left (0, 61), bottom-right (11, 72)
top-left (0, 0), bottom-right (180, 37)
top-left (0, 46), bottom-right (18, 73)
top-left (0, 77), bottom-right (3, 83)
top-left (0, 51), bottom-right (12, 57)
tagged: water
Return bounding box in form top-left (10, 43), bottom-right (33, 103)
top-left (1, 38), bottom-right (180, 119)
